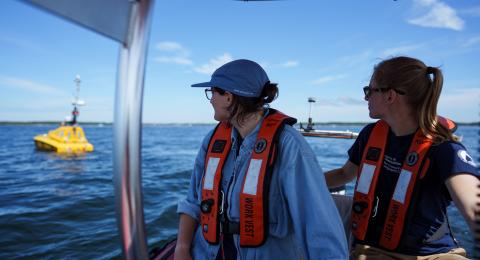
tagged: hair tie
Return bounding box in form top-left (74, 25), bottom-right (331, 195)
top-left (426, 66), bottom-right (435, 75)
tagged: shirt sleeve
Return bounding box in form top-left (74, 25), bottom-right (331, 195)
top-left (432, 141), bottom-right (480, 183)
top-left (278, 126), bottom-right (349, 259)
top-left (348, 123), bottom-right (375, 166)
top-left (176, 129), bottom-right (214, 221)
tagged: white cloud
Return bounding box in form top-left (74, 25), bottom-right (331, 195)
top-left (298, 97), bottom-right (370, 122)
top-left (337, 96), bottom-right (365, 106)
top-left (154, 41), bottom-right (192, 65)
top-left (310, 74), bottom-right (346, 86)
top-left (408, 0), bottom-right (464, 31)
top-left (312, 96), bottom-right (365, 106)
top-left (0, 75), bottom-right (61, 94)
top-left (459, 6), bottom-right (480, 17)
top-left (438, 88), bottom-right (480, 122)
top-left (155, 41), bottom-right (184, 52)
top-left (154, 56), bottom-right (193, 65)
top-left (0, 36), bottom-right (45, 53)
top-left (193, 53), bottom-right (233, 75)
top-left (461, 36), bottom-right (480, 48)
top-left (337, 50), bottom-right (373, 68)
top-left (281, 60), bottom-right (299, 68)
top-left (381, 43), bottom-right (426, 57)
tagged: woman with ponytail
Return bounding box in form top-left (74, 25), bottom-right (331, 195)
top-left (325, 56), bottom-right (479, 259)
top-left (175, 59), bottom-right (348, 259)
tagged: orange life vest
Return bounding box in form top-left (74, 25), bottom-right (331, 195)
top-left (200, 110), bottom-right (296, 247)
top-left (351, 120), bottom-right (434, 250)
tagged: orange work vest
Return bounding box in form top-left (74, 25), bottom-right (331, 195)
top-left (351, 120), bottom-right (434, 250)
top-left (200, 110), bottom-right (296, 247)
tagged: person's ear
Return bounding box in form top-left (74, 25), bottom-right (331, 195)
top-left (386, 89), bottom-right (396, 103)
top-left (226, 92), bottom-right (233, 104)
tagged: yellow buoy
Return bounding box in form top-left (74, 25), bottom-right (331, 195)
top-left (33, 75), bottom-right (94, 154)
top-left (34, 125), bottom-right (94, 153)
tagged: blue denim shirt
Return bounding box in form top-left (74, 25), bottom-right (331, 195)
top-left (177, 110), bottom-right (348, 259)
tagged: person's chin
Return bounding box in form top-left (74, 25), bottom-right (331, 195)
top-left (369, 112), bottom-right (379, 119)
top-left (213, 114), bottom-right (226, 122)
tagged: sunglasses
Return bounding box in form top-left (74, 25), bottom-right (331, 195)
top-left (363, 85), bottom-right (405, 98)
top-left (204, 87), bottom-right (226, 100)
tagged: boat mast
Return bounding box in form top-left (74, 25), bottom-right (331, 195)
top-left (71, 75), bottom-right (81, 125)
top-left (73, 74), bottom-right (81, 105)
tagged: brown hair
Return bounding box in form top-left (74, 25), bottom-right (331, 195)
top-left (372, 56), bottom-right (457, 143)
top-left (228, 82), bottom-right (278, 126)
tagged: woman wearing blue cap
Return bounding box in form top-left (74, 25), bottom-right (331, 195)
top-left (175, 59), bottom-right (348, 259)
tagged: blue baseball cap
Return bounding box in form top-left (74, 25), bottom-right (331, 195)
top-left (191, 59), bottom-right (270, 98)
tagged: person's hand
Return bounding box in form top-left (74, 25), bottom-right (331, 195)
top-left (174, 244), bottom-right (192, 260)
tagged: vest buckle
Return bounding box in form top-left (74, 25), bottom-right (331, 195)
top-left (201, 199), bottom-right (214, 213)
top-left (353, 201), bottom-right (369, 214)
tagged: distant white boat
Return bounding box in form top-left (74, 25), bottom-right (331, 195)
top-left (298, 97), bottom-right (359, 139)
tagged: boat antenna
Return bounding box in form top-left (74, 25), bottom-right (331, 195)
top-left (73, 74), bottom-right (81, 106)
top-left (68, 75), bottom-right (83, 125)
top-left (307, 97), bottom-right (316, 131)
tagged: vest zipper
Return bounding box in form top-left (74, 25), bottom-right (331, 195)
top-left (226, 139), bottom-right (241, 255)
top-left (226, 140), bottom-right (239, 220)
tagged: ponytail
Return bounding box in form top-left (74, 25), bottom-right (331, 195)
top-left (228, 82), bottom-right (279, 126)
top-left (417, 67), bottom-right (458, 143)
top-left (373, 57), bottom-right (458, 144)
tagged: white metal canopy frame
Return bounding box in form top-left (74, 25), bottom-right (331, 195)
top-left (25, 0), bottom-right (155, 259)
top-left (113, 1), bottom-right (154, 259)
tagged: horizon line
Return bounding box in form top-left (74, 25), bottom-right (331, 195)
top-left (1, 121), bottom-right (479, 126)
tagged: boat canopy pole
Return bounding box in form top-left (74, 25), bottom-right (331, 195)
top-left (113, 0), bottom-right (154, 259)
top-left (24, 0), bottom-right (155, 258)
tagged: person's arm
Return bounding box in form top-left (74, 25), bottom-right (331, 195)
top-left (279, 129), bottom-right (349, 259)
top-left (324, 160), bottom-right (358, 189)
top-left (174, 214), bottom-right (197, 260)
top-left (175, 130), bottom-right (214, 260)
top-left (445, 173), bottom-right (480, 233)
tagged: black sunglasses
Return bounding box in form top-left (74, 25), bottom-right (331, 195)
top-left (204, 87), bottom-right (226, 100)
top-left (363, 85), bottom-right (405, 97)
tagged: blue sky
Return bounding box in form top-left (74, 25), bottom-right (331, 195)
top-left (0, 0), bottom-right (479, 123)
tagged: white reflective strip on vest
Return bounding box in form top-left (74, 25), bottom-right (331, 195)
top-left (203, 157), bottom-right (220, 190)
top-left (243, 159), bottom-right (263, 195)
top-left (356, 163), bottom-right (376, 194)
top-left (392, 169), bottom-right (412, 204)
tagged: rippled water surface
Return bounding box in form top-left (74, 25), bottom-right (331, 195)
top-left (0, 124), bottom-right (477, 259)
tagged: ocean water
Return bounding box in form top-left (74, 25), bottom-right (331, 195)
top-left (0, 124), bottom-right (478, 259)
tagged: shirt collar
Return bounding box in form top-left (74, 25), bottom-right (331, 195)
top-left (230, 108), bottom-right (270, 146)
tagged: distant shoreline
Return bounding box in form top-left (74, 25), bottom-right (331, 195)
top-left (1, 121), bottom-right (479, 126)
